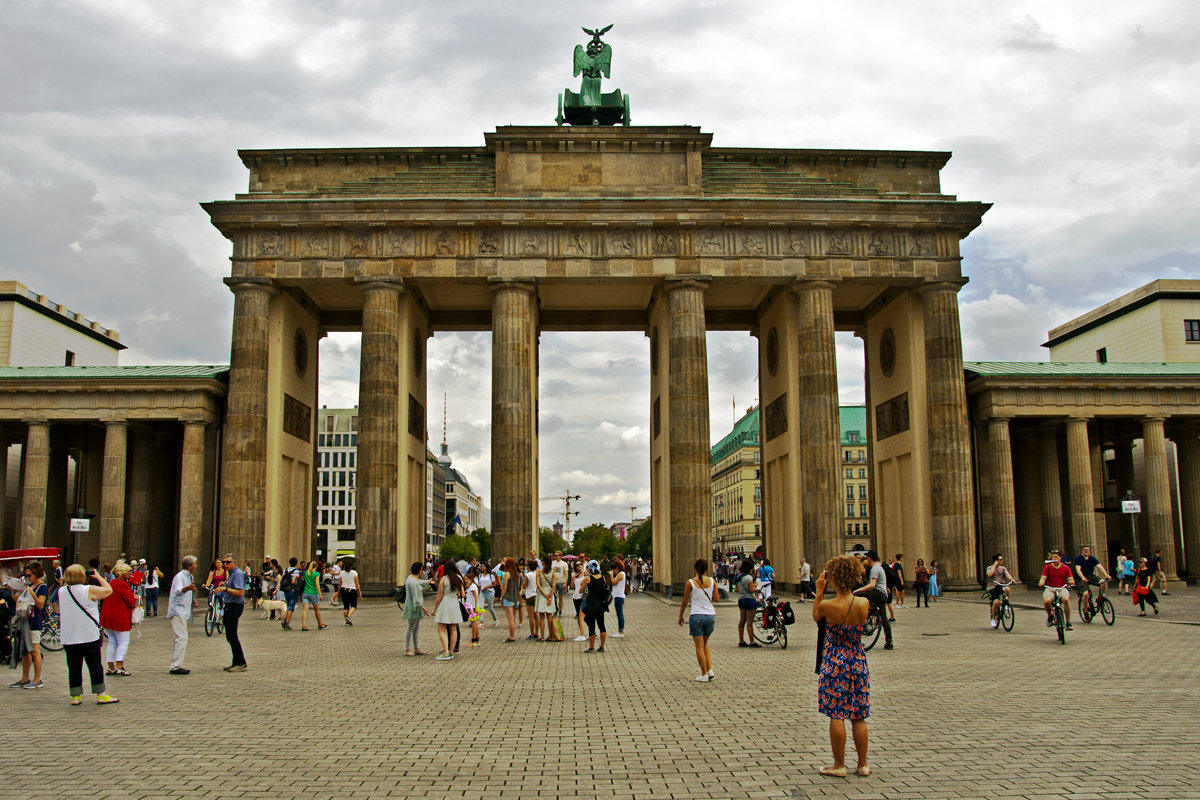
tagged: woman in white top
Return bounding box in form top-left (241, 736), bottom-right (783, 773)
top-left (571, 562), bottom-right (587, 642)
top-left (610, 560), bottom-right (627, 637)
top-left (337, 561), bottom-right (361, 626)
top-left (476, 567), bottom-right (498, 627)
top-left (58, 564), bottom-right (119, 705)
top-left (433, 560), bottom-right (465, 661)
top-left (676, 558), bottom-right (718, 682)
top-left (464, 567), bottom-right (482, 647)
top-left (523, 563), bottom-right (540, 640)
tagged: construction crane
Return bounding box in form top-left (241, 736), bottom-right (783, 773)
top-left (539, 491), bottom-right (581, 541)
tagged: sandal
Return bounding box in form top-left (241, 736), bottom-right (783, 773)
top-left (856, 766), bottom-right (871, 777)
top-left (819, 766), bottom-right (847, 778)
top-left (301, 627), bottom-right (309, 631)
top-left (318, 624), bottom-right (327, 629)
top-left (114, 668), bottom-right (132, 676)
top-left (105, 669), bottom-right (117, 676)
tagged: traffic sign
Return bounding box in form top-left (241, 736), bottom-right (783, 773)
top-left (1121, 500), bottom-right (1142, 514)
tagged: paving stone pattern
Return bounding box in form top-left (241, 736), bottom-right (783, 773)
top-left (3, 587), bottom-right (1199, 800)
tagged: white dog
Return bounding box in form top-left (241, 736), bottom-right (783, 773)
top-left (255, 596), bottom-right (287, 619)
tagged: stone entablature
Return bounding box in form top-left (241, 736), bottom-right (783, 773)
top-left (0, 370), bottom-right (227, 423)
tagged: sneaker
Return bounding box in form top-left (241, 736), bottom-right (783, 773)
top-left (223, 664), bottom-right (248, 673)
top-left (596, 646), bottom-right (605, 652)
top-left (1046, 617), bottom-right (1053, 627)
top-left (70, 696), bottom-right (82, 706)
top-left (345, 618), bottom-right (351, 626)
top-left (96, 693), bottom-right (119, 705)
top-left (574, 635), bottom-right (588, 642)
top-left (882, 643), bottom-right (894, 650)
top-left (9, 680), bottom-right (28, 688)
top-left (583, 648), bottom-right (595, 653)
top-left (435, 653), bottom-right (453, 661)
top-left (990, 619), bottom-right (998, 628)
top-left (707, 669), bottom-right (715, 679)
top-left (611, 632), bottom-right (625, 638)
top-left (1065, 623), bottom-right (1074, 631)
top-left (694, 675), bottom-right (710, 682)
top-left (168, 668), bottom-right (190, 675)
top-left (22, 680), bottom-right (43, 689)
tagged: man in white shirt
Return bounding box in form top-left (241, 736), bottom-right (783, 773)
top-left (551, 552), bottom-right (569, 616)
top-left (166, 556), bottom-right (198, 675)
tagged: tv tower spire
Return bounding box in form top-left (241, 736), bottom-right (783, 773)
top-left (439, 392), bottom-right (451, 467)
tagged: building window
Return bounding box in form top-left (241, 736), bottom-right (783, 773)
top-left (349, 452), bottom-right (356, 468)
top-left (862, 523), bottom-right (869, 537)
top-left (859, 468), bottom-right (866, 478)
top-left (844, 450), bottom-right (851, 462)
top-left (350, 434), bottom-right (358, 446)
top-left (854, 523), bottom-right (861, 535)
top-left (847, 432), bottom-right (859, 444)
top-left (754, 505), bottom-right (761, 518)
top-left (846, 486), bottom-right (854, 499)
top-left (325, 416), bottom-right (335, 432)
top-left (1096, 347), bottom-right (1107, 363)
top-left (64, 350), bottom-right (76, 366)
top-left (859, 485), bottom-right (867, 499)
top-left (1186, 320), bottom-right (1200, 342)
top-left (847, 524), bottom-right (853, 536)
top-left (754, 486), bottom-right (761, 500)
top-left (847, 504), bottom-right (855, 518)
top-left (350, 415), bottom-right (359, 431)
top-left (860, 503), bottom-right (868, 516)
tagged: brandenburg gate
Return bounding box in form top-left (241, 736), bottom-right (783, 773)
top-left (204, 124), bottom-right (989, 593)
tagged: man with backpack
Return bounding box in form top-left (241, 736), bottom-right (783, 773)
top-left (279, 557), bottom-right (304, 631)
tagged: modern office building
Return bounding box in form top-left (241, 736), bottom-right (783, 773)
top-left (711, 405), bottom-right (871, 559)
top-left (315, 407), bottom-right (358, 559)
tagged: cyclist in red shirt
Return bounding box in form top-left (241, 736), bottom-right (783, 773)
top-left (1037, 550), bottom-right (1075, 631)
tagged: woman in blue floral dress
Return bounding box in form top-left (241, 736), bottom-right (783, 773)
top-left (813, 555), bottom-right (871, 778)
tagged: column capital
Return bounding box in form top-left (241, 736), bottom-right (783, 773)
top-left (1066, 415), bottom-right (1092, 425)
top-left (988, 415), bottom-right (1012, 426)
top-left (180, 417), bottom-right (209, 429)
top-left (791, 278), bottom-right (838, 294)
top-left (354, 276), bottom-right (407, 295)
top-left (1037, 419), bottom-right (1062, 432)
top-left (1142, 415), bottom-right (1167, 426)
top-left (223, 276), bottom-right (277, 296)
top-left (915, 278), bottom-right (969, 297)
top-left (663, 275), bottom-right (711, 294)
top-left (487, 278), bottom-right (536, 296)
top-left (104, 420), bottom-right (129, 430)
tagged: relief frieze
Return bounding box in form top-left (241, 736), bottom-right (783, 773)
top-left (564, 231), bottom-right (590, 256)
top-left (258, 230), bottom-right (283, 256)
top-left (698, 229), bottom-right (724, 255)
top-left (389, 230), bottom-right (414, 255)
top-left (740, 230), bottom-right (765, 256)
top-left (348, 232), bottom-right (369, 257)
top-left (652, 230), bottom-right (677, 255)
top-left (433, 231), bottom-right (457, 256)
top-left (910, 231), bottom-right (935, 257)
top-left (826, 230), bottom-right (851, 256)
top-left (478, 230), bottom-right (500, 255)
top-left (608, 230), bottom-right (635, 256)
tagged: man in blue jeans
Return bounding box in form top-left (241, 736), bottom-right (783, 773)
top-left (214, 554), bottom-right (247, 672)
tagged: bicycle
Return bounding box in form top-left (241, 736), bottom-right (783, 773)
top-left (860, 602), bottom-right (885, 651)
top-left (40, 611), bottom-right (63, 652)
top-left (982, 582), bottom-right (1015, 632)
top-left (750, 593), bottom-right (789, 649)
top-left (1046, 586), bottom-right (1069, 645)
top-left (1078, 579), bottom-right (1115, 626)
top-left (203, 587), bottom-right (224, 637)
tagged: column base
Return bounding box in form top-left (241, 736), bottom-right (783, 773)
top-left (360, 580), bottom-right (399, 598)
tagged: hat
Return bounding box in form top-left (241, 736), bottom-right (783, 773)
top-left (138, 559), bottom-right (146, 565)
top-left (587, 560), bottom-right (600, 575)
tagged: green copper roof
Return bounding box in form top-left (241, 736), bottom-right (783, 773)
top-left (839, 405), bottom-right (867, 446)
top-left (711, 404), bottom-right (869, 463)
top-left (0, 365), bottom-right (229, 380)
top-left (964, 361), bottom-right (1200, 378)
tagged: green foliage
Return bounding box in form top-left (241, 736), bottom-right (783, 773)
top-left (624, 517), bottom-right (652, 559)
top-left (437, 534), bottom-right (479, 563)
top-left (538, 525), bottom-right (569, 557)
top-left (469, 528), bottom-right (491, 563)
top-left (570, 522), bottom-right (620, 558)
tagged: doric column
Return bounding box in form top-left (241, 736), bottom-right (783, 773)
top-left (221, 277), bottom-right (274, 562)
top-left (178, 421), bottom-right (207, 562)
top-left (1142, 417), bottom-right (1177, 575)
top-left (1014, 431), bottom-right (1042, 581)
top-left (1065, 416), bottom-right (1097, 552)
top-left (356, 278), bottom-right (404, 594)
top-left (987, 417), bottom-right (1019, 581)
top-left (793, 279), bottom-right (841, 574)
top-left (490, 280), bottom-right (537, 563)
top-left (1037, 422), bottom-right (1064, 554)
top-left (665, 278), bottom-right (711, 586)
top-left (99, 421), bottom-right (128, 565)
top-left (18, 421), bottom-right (50, 549)
top-left (1171, 424), bottom-right (1200, 579)
top-left (920, 281), bottom-right (975, 587)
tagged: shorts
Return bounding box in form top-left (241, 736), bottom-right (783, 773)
top-left (285, 592), bottom-right (298, 611)
top-left (502, 599), bottom-right (517, 608)
top-left (302, 593), bottom-right (320, 606)
top-left (573, 597), bottom-right (583, 615)
top-left (1043, 586), bottom-right (1070, 602)
top-left (340, 588), bottom-right (358, 609)
top-left (688, 614), bottom-right (715, 638)
top-left (524, 595), bottom-right (535, 607)
top-left (555, 583), bottom-right (566, 596)
top-left (27, 629), bottom-right (41, 647)
top-left (987, 585), bottom-right (1006, 601)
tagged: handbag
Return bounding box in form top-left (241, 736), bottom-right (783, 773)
top-left (131, 605), bottom-right (145, 625)
top-left (460, 601), bottom-right (470, 622)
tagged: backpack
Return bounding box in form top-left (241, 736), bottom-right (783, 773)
top-left (280, 569), bottom-right (300, 593)
top-left (881, 562), bottom-right (900, 591)
top-left (583, 575), bottom-right (611, 613)
top-left (394, 583), bottom-right (407, 604)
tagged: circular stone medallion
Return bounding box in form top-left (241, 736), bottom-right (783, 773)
top-left (879, 327), bottom-right (897, 378)
top-left (766, 327), bottom-right (779, 377)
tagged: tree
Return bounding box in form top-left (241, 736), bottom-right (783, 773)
top-left (571, 523), bottom-right (620, 558)
top-left (538, 525), bottom-right (568, 557)
top-left (469, 528), bottom-right (491, 563)
top-left (624, 517), bottom-right (652, 559)
top-left (438, 534), bottom-right (479, 563)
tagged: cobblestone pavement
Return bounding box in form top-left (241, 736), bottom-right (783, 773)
top-left (3, 587), bottom-right (1198, 800)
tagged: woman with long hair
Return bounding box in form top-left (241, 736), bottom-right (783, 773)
top-left (610, 558), bottom-right (627, 638)
top-left (522, 558), bottom-right (540, 640)
top-left (402, 562), bottom-right (431, 655)
top-left (571, 560), bottom-right (588, 642)
top-left (464, 566), bottom-right (482, 647)
top-left (928, 559), bottom-right (940, 600)
top-left (535, 558), bottom-right (556, 641)
top-left (676, 558), bottom-right (717, 682)
top-left (736, 559), bottom-right (760, 648)
top-left (499, 557), bottom-right (520, 642)
top-left (300, 560), bottom-right (327, 631)
top-left (515, 557), bottom-right (527, 629)
top-left (203, 559), bottom-right (226, 591)
top-left (11, 561), bottom-right (49, 689)
top-left (434, 559), bottom-right (464, 660)
top-left (813, 556), bottom-right (871, 778)
top-left (476, 562), bottom-right (498, 627)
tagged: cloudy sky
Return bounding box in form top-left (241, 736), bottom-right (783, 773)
top-left (3, 1), bottom-right (1196, 527)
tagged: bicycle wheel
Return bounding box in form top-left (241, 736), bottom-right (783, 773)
top-left (1100, 596), bottom-right (1116, 626)
top-left (204, 605), bottom-right (215, 637)
top-left (40, 616), bottom-right (63, 652)
top-left (1079, 596), bottom-right (1094, 624)
top-left (216, 612), bottom-right (224, 635)
top-left (1000, 602), bottom-right (1015, 632)
top-left (1054, 605), bottom-right (1066, 645)
top-left (862, 611), bottom-right (882, 651)
top-left (752, 611), bottom-right (779, 645)
top-left (777, 624), bottom-right (787, 650)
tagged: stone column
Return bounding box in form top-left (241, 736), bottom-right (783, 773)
top-left (489, 281), bottom-right (537, 562)
top-left (1065, 416), bottom-right (1097, 551)
top-left (1037, 422), bottom-right (1065, 554)
top-left (1142, 417), bottom-right (1177, 575)
top-left (356, 278), bottom-right (403, 594)
top-left (987, 417), bottom-right (1019, 581)
top-left (665, 279), bottom-right (711, 586)
top-left (18, 421), bottom-right (50, 549)
top-left (221, 277), bottom-right (274, 562)
top-left (178, 421), bottom-right (207, 562)
top-left (794, 280), bottom-right (841, 573)
top-left (920, 281), bottom-right (976, 587)
top-left (99, 422), bottom-right (128, 565)
top-left (1171, 424), bottom-right (1200, 580)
